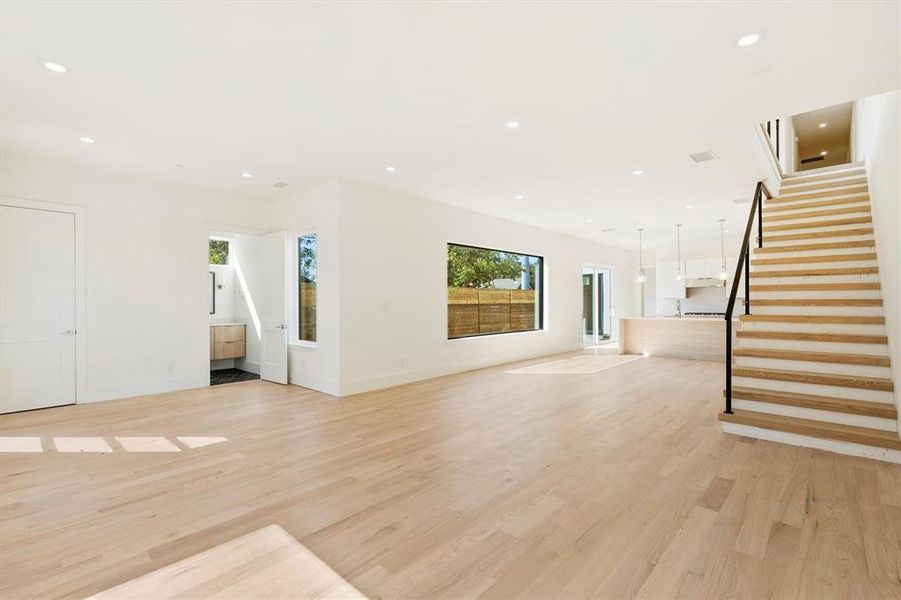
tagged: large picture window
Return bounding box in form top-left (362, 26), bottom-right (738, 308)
top-left (447, 243), bottom-right (543, 339)
top-left (298, 234), bottom-right (317, 343)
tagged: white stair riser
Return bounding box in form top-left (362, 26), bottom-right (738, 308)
top-left (734, 356), bottom-right (891, 379)
top-left (751, 274), bottom-right (879, 285)
top-left (752, 305), bottom-right (883, 317)
top-left (750, 290), bottom-right (882, 300)
top-left (739, 321), bottom-right (886, 335)
top-left (764, 209), bottom-right (871, 226)
top-left (731, 400), bottom-right (897, 432)
top-left (737, 337), bottom-right (889, 354)
top-left (721, 422), bottom-right (901, 464)
top-left (777, 185), bottom-right (869, 199)
top-left (764, 224), bottom-right (872, 235)
top-left (765, 201), bottom-right (870, 218)
top-left (732, 376), bottom-right (894, 403)
top-left (764, 234), bottom-right (874, 248)
top-left (753, 246), bottom-right (874, 259)
top-left (752, 261), bottom-right (877, 272)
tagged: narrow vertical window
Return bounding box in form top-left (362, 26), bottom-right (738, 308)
top-left (298, 234), bottom-right (317, 342)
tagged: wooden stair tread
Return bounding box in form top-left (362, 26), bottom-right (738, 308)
top-left (729, 386), bottom-right (897, 419)
top-left (782, 166), bottom-right (864, 184)
top-left (763, 196), bottom-right (869, 213)
top-left (778, 176), bottom-right (869, 194)
top-left (751, 298), bottom-right (882, 306)
top-left (736, 330), bottom-right (888, 344)
top-left (739, 314), bottom-right (885, 324)
top-left (719, 410), bottom-right (901, 450)
top-left (763, 227), bottom-right (873, 243)
top-left (731, 366), bottom-right (893, 391)
top-left (733, 347), bottom-right (890, 367)
top-left (763, 205), bottom-right (870, 222)
top-left (753, 240), bottom-right (874, 254)
top-left (749, 282), bottom-right (880, 291)
top-left (767, 184), bottom-right (869, 203)
top-left (750, 266), bottom-right (878, 278)
top-left (751, 252), bottom-right (876, 265)
top-left (763, 216), bottom-right (872, 232)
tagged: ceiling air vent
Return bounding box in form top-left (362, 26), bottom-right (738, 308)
top-left (273, 182), bottom-right (290, 188)
top-left (689, 151), bottom-right (718, 163)
top-left (733, 198), bottom-right (750, 205)
top-left (601, 228), bottom-right (615, 232)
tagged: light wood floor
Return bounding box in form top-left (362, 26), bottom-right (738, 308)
top-left (2, 353), bottom-right (900, 599)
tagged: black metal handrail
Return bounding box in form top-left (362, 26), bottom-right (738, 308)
top-left (724, 181), bottom-right (773, 413)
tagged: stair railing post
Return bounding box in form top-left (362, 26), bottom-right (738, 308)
top-left (725, 317), bottom-right (732, 414)
top-left (744, 250), bottom-right (750, 315)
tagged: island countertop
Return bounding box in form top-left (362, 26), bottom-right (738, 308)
top-left (620, 317), bottom-right (734, 362)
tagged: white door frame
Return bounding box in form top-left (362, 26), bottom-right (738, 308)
top-left (581, 263), bottom-right (617, 346)
top-left (1, 196), bottom-right (86, 405)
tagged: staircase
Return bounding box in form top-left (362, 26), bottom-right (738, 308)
top-left (719, 163), bottom-right (900, 462)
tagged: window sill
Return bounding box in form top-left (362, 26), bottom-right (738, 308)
top-left (446, 328), bottom-right (546, 343)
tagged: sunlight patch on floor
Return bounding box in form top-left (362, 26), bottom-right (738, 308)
top-left (0, 436), bottom-right (42, 452)
top-left (116, 436), bottom-right (181, 452)
top-left (0, 436), bottom-right (228, 453)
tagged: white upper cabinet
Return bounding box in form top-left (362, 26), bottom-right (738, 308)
top-left (656, 260), bottom-right (686, 299)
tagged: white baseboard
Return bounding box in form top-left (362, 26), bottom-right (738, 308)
top-left (721, 421), bottom-right (901, 464)
top-left (84, 372), bottom-right (209, 404)
top-left (338, 343), bottom-right (585, 396)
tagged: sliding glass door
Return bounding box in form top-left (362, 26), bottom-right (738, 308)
top-left (581, 267), bottom-right (614, 346)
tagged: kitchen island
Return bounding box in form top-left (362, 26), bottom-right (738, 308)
top-left (620, 317), bottom-right (735, 362)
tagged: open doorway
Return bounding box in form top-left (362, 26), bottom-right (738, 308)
top-left (206, 228), bottom-right (290, 387)
top-left (582, 266), bottom-right (614, 347)
top-left (208, 233), bottom-right (260, 385)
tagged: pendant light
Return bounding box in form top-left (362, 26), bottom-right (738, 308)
top-left (717, 218), bottom-right (729, 281)
top-left (636, 227), bottom-right (647, 283)
top-left (674, 224), bottom-right (683, 281)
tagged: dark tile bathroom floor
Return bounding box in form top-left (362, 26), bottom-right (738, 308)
top-left (210, 368), bottom-right (260, 386)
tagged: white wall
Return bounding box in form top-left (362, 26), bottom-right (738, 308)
top-left (335, 181), bottom-right (639, 396)
top-left (268, 181), bottom-right (342, 396)
top-left (852, 89), bottom-right (900, 411)
top-left (0, 148), bottom-right (274, 402)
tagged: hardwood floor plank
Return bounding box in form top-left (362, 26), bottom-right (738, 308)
top-left (1, 353), bottom-right (899, 599)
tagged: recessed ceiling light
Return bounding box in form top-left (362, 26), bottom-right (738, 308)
top-left (820, 150), bottom-right (827, 156)
top-left (631, 169), bottom-right (645, 175)
top-left (506, 121), bottom-right (520, 129)
top-left (723, 229), bottom-right (729, 233)
top-left (586, 218), bottom-right (593, 223)
top-left (515, 195), bottom-right (524, 200)
top-left (44, 61), bottom-right (67, 73)
top-left (241, 172), bottom-right (253, 178)
top-left (384, 166), bottom-right (396, 172)
top-left (737, 33), bottom-right (760, 47)
top-left (78, 136), bottom-right (95, 144)
top-left (818, 122), bottom-right (827, 128)
top-left (686, 205), bottom-right (694, 209)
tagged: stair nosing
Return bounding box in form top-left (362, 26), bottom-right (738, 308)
top-left (719, 409), bottom-right (901, 450)
top-left (729, 386), bottom-right (897, 419)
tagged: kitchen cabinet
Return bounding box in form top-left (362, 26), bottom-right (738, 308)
top-left (655, 260), bottom-right (686, 299)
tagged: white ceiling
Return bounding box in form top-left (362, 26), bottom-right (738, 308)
top-left (1, 2), bottom-right (898, 249)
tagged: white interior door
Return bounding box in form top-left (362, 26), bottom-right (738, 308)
top-left (1, 205), bottom-right (76, 413)
top-left (258, 230), bottom-right (288, 384)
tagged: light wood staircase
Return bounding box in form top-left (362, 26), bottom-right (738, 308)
top-left (719, 163), bottom-right (900, 461)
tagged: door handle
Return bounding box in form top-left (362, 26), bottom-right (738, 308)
top-left (278, 324), bottom-right (287, 330)
top-left (61, 329), bottom-right (76, 336)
